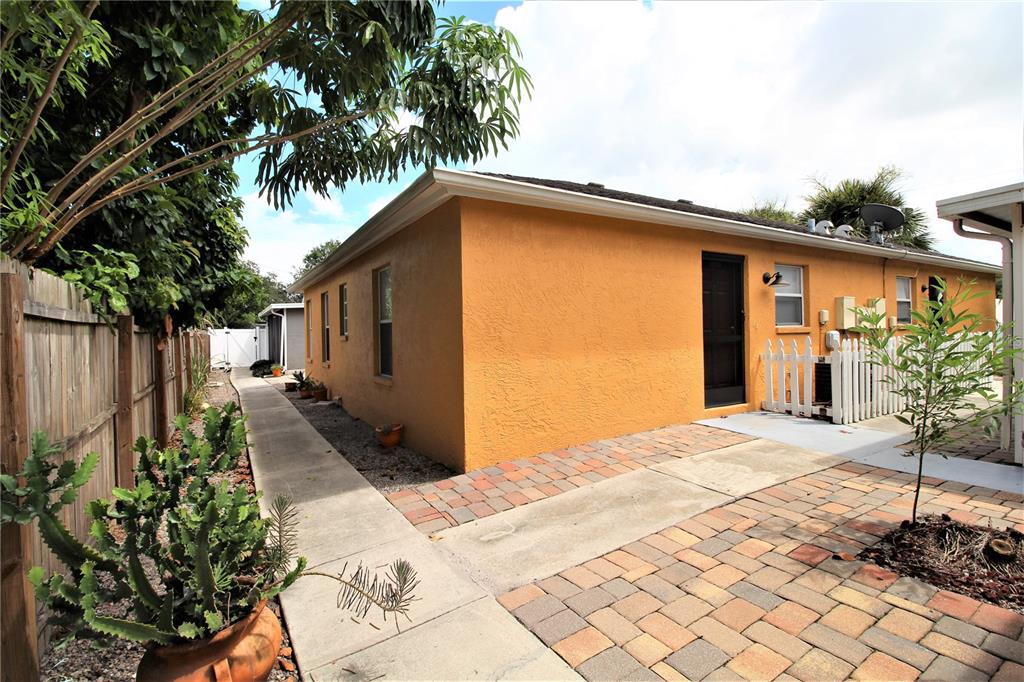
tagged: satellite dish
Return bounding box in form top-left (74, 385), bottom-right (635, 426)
top-left (860, 204), bottom-right (905, 231)
top-left (834, 224), bottom-right (854, 239)
top-left (814, 220), bottom-right (833, 236)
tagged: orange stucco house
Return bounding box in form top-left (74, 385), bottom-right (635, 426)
top-left (289, 170), bottom-right (998, 472)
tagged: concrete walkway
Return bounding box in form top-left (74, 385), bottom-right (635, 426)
top-left (699, 412), bottom-right (1024, 494)
top-left (232, 371), bottom-right (577, 681)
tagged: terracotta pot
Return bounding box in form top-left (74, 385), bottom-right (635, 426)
top-left (375, 423), bottom-right (403, 448)
top-left (284, 382), bottom-right (297, 392)
top-left (313, 387), bottom-right (328, 401)
top-left (298, 389), bottom-right (312, 399)
top-left (137, 601), bottom-right (282, 682)
top-left (271, 367), bottom-right (282, 377)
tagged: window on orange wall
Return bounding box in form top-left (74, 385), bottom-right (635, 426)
top-left (896, 276), bottom-right (913, 324)
top-left (339, 283), bottom-right (348, 336)
top-left (375, 266), bottom-right (392, 377)
top-left (774, 264), bottom-right (805, 326)
top-left (320, 291), bottom-right (330, 362)
top-left (305, 300), bottom-right (312, 357)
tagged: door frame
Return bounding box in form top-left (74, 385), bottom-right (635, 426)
top-left (701, 251), bottom-right (747, 408)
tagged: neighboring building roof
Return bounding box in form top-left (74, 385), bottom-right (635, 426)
top-left (257, 302), bottom-right (304, 318)
top-left (290, 169), bottom-right (1001, 292)
top-left (937, 182), bottom-right (1023, 233)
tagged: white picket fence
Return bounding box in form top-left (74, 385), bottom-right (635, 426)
top-left (763, 335), bottom-right (989, 426)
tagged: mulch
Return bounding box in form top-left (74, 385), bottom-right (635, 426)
top-left (860, 514), bottom-right (1024, 614)
top-left (40, 369), bottom-right (298, 681)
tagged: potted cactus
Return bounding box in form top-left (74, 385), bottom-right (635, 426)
top-left (1, 405), bottom-right (418, 681)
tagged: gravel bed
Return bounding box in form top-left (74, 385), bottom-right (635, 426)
top-left (278, 387), bottom-right (455, 493)
top-left (40, 369), bottom-right (298, 682)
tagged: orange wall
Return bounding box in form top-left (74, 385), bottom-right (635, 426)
top-left (301, 201), bottom-right (465, 469)
top-left (459, 198), bottom-right (996, 468)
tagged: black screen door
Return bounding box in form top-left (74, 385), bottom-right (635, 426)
top-left (702, 253), bottom-right (745, 407)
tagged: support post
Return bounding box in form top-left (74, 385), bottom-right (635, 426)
top-left (0, 273), bottom-right (40, 681)
top-left (173, 332), bottom-right (184, 414)
top-left (153, 337), bottom-right (168, 447)
top-left (114, 315), bottom-right (135, 488)
top-left (183, 331), bottom-right (193, 395)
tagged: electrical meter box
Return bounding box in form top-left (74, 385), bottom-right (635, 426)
top-left (834, 296), bottom-right (856, 330)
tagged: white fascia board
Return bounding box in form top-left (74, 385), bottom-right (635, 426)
top-left (257, 302), bottom-right (304, 317)
top-left (289, 169), bottom-right (1001, 292)
top-left (937, 183), bottom-right (1024, 218)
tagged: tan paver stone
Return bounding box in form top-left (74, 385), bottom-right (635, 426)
top-left (828, 584), bottom-right (891, 617)
top-left (675, 548), bottom-right (720, 571)
top-left (614, 591), bottom-right (666, 622)
top-left (733, 538), bottom-right (774, 559)
top-left (681, 577), bottom-right (735, 607)
top-left (561, 565), bottom-right (605, 590)
top-left (703, 564), bottom-right (747, 588)
top-left (498, 583), bottom-right (544, 611)
top-left (744, 620), bottom-right (812, 661)
top-left (879, 593), bottom-right (941, 621)
top-left (792, 568), bottom-right (842, 593)
top-left (764, 601), bottom-right (819, 636)
top-left (818, 604), bottom-right (877, 638)
top-left (926, 590), bottom-right (981, 621)
top-left (981, 631), bottom-right (1024, 665)
top-left (859, 626), bottom-right (937, 671)
top-left (583, 557), bottom-right (625, 580)
top-left (665, 638), bottom-right (731, 680)
top-left (538, 575), bottom-right (582, 600)
top-left (776, 582), bottom-right (837, 615)
top-left (644, 533), bottom-right (685, 556)
top-left (920, 632), bottom-right (1002, 675)
top-left (970, 602), bottom-right (1024, 639)
top-left (852, 651), bottom-right (921, 681)
top-left (877, 608), bottom-right (933, 642)
top-left (637, 612), bottom-right (696, 650)
top-left (652, 661), bottom-right (687, 681)
top-left (727, 643), bottom-right (793, 681)
top-left (786, 649), bottom-right (855, 682)
top-left (993, 661), bottom-right (1024, 682)
top-left (919, 655), bottom-right (990, 681)
top-left (712, 598), bottom-right (766, 632)
top-left (661, 527), bottom-right (702, 548)
top-left (747, 566), bottom-right (795, 592)
top-left (552, 626), bottom-right (614, 667)
top-left (586, 607), bottom-right (643, 645)
top-left (852, 564), bottom-right (900, 590)
top-left (624, 633), bottom-right (673, 667)
top-left (660, 594), bottom-right (715, 627)
top-left (798, 622), bottom-right (872, 665)
top-left (690, 616), bottom-right (754, 656)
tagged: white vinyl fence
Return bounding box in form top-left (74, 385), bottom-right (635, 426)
top-left (763, 334), bottom-right (989, 426)
top-left (208, 327), bottom-right (259, 368)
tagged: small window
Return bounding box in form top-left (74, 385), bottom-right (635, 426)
top-left (305, 300), bottom-right (312, 357)
top-left (896, 276), bottom-right (913, 324)
top-left (339, 283), bottom-right (348, 336)
top-left (775, 264), bottom-right (804, 326)
top-left (320, 291), bottom-right (330, 362)
top-left (376, 267), bottom-right (392, 377)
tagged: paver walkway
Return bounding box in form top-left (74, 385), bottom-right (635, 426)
top-left (387, 424), bottom-right (752, 533)
top-left (499, 461), bottom-right (1024, 681)
top-left (906, 422), bottom-right (1016, 466)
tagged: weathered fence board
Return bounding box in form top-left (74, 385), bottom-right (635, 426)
top-left (0, 255), bottom-right (209, 675)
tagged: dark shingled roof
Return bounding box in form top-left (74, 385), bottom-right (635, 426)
top-left (472, 172), bottom-right (950, 259)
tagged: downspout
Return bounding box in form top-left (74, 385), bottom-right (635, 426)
top-left (952, 218), bottom-right (1013, 449)
top-left (269, 309), bottom-right (286, 370)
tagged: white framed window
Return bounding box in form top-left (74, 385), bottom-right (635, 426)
top-left (896, 276), bottom-right (913, 324)
top-left (375, 267), bottom-right (392, 377)
top-left (320, 291), bottom-right (330, 362)
top-left (339, 283), bottom-right (348, 336)
top-left (305, 300), bottom-right (312, 357)
top-left (775, 264), bottom-right (805, 326)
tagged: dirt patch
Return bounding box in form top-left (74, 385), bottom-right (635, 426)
top-left (860, 515), bottom-right (1024, 614)
top-left (277, 386), bottom-right (455, 494)
top-left (40, 369), bottom-right (298, 682)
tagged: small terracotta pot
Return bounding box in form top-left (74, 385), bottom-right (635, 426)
top-left (375, 423), bottom-right (403, 448)
top-left (284, 382), bottom-right (297, 393)
top-left (136, 601), bottom-right (282, 682)
top-left (271, 367), bottom-right (282, 377)
top-left (298, 389), bottom-right (312, 399)
top-left (313, 387), bottom-right (328, 401)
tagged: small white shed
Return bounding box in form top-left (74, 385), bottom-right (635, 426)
top-left (258, 302), bottom-right (305, 371)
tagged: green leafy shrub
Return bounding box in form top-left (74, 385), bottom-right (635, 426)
top-left (182, 354), bottom-right (211, 417)
top-left (249, 359), bottom-right (273, 377)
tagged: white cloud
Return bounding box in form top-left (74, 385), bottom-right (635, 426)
top-left (304, 188), bottom-right (345, 219)
top-left (480, 0), bottom-right (1021, 265)
top-left (367, 191), bottom-right (400, 218)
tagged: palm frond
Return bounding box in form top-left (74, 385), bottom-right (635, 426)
top-left (265, 494), bottom-right (299, 578)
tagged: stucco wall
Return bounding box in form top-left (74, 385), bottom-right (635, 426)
top-left (284, 308), bottom-right (305, 370)
top-left (459, 198), bottom-right (996, 468)
top-left (301, 201), bottom-right (465, 469)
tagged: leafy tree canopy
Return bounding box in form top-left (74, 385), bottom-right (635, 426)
top-left (215, 261), bottom-right (297, 328)
top-left (293, 239), bottom-right (343, 280)
top-left (800, 167), bottom-right (933, 250)
top-left (1, 0), bottom-right (530, 331)
top-left (742, 199), bottom-right (798, 224)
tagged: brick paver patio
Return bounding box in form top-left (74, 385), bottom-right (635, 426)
top-left (385, 424), bottom-right (752, 533)
top-left (905, 422), bottom-right (1018, 466)
top-left (499, 462), bottom-right (1024, 681)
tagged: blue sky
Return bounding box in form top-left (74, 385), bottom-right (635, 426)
top-left (237, 1), bottom-right (1022, 280)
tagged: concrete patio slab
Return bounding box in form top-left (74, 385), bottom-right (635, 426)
top-left (309, 597), bottom-right (579, 681)
top-left (652, 438), bottom-right (846, 496)
top-left (435, 468), bottom-right (731, 594)
top-left (854, 447), bottom-right (1024, 494)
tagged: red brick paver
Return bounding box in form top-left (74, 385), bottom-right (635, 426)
top-left (501, 462), bottom-right (1024, 681)
top-left (387, 423), bottom-right (752, 533)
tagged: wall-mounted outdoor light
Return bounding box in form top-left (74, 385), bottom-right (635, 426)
top-left (762, 272), bottom-right (789, 287)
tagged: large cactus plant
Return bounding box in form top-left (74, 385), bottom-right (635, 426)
top-left (1, 403), bottom-right (417, 647)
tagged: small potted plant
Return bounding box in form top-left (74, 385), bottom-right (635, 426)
top-left (287, 371), bottom-right (304, 393)
top-left (375, 423), bottom-right (404, 448)
top-left (271, 364), bottom-right (283, 377)
top-left (297, 373), bottom-right (314, 399)
top-left (309, 379), bottom-right (328, 402)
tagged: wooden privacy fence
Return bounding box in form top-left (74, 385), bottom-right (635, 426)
top-left (763, 335), bottom-right (989, 426)
top-left (0, 256), bottom-right (209, 680)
